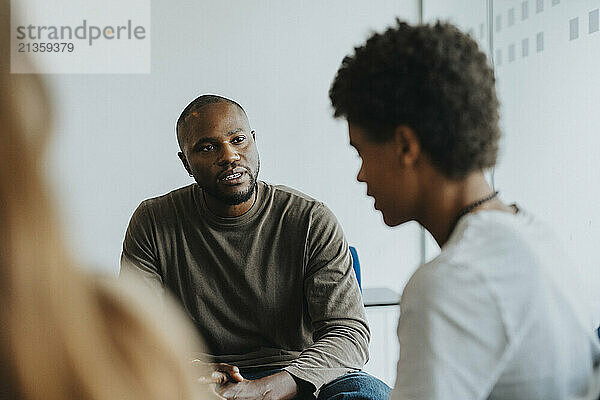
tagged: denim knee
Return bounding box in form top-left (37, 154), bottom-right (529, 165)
top-left (317, 371), bottom-right (391, 400)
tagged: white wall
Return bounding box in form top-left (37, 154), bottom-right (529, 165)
top-left (44, 1), bottom-right (421, 292)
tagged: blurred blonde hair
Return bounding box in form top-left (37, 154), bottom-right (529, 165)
top-left (0, 2), bottom-right (212, 398)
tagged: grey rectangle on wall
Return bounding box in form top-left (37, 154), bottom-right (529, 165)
top-left (496, 49), bottom-right (503, 66)
top-left (522, 38), bottom-right (529, 57)
top-left (496, 14), bottom-right (502, 31)
top-left (570, 17), bottom-right (579, 40)
top-left (537, 0), bottom-right (544, 13)
top-left (509, 43), bottom-right (516, 62)
top-left (552, 0), bottom-right (560, 5)
top-left (522, 1), bottom-right (529, 20)
top-left (536, 31), bottom-right (544, 52)
top-left (509, 8), bottom-right (515, 26)
top-left (590, 9), bottom-right (599, 33)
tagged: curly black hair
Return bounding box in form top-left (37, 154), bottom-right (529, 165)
top-left (329, 20), bottom-right (500, 179)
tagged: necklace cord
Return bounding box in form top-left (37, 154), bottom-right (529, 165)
top-left (448, 191), bottom-right (499, 237)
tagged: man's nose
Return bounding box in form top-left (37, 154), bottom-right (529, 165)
top-left (356, 164), bottom-right (366, 183)
top-left (217, 143), bottom-right (241, 166)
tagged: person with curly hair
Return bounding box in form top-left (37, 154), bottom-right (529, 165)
top-left (330, 20), bottom-right (600, 400)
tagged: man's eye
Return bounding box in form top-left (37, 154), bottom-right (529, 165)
top-left (200, 144), bottom-right (215, 152)
top-left (231, 136), bottom-right (245, 144)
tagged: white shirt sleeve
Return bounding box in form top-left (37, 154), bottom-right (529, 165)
top-left (390, 261), bottom-right (508, 400)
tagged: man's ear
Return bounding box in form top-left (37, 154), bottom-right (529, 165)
top-left (393, 125), bottom-right (421, 167)
top-left (178, 152), bottom-right (193, 176)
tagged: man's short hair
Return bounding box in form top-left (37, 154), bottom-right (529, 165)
top-left (176, 94), bottom-right (247, 149)
top-left (329, 20), bottom-right (501, 179)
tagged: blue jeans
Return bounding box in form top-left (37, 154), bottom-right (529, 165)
top-left (240, 368), bottom-right (391, 400)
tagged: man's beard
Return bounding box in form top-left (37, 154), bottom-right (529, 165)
top-left (213, 175), bottom-right (257, 205)
top-left (205, 161), bottom-right (260, 206)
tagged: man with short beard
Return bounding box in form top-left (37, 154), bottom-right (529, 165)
top-left (120, 95), bottom-right (389, 400)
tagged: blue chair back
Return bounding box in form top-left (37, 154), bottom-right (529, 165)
top-left (349, 246), bottom-right (361, 291)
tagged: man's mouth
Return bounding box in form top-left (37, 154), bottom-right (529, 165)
top-left (222, 172), bottom-right (243, 181)
top-left (218, 168), bottom-right (248, 185)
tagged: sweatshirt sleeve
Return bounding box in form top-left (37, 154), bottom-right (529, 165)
top-left (283, 203), bottom-right (370, 391)
top-left (119, 201), bottom-right (165, 299)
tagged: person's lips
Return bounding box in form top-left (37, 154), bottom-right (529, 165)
top-left (367, 191), bottom-right (378, 210)
top-left (218, 167), bottom-right (248, 185)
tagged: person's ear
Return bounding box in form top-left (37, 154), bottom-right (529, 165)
top-left (393, 125), bottom-right (421, 167)
top-left (178, 152), bottom-right (193, 177)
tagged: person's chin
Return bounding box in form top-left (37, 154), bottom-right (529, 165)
top-left (218, 184), bottom-right (254, 205)
top-left (381, 210), bottom-right (404, 227)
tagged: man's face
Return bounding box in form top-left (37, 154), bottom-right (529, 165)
top-left (178, 102), bottom-right (260, 205)
top-left (348, 122), bottom-right (417, 227)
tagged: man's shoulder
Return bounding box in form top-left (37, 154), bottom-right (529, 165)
top-left (260, 182), bottom-right (343, 229)
top-left (263, 182), bottom-right (323, 208)
top-left (140, 184), bottom-right (196, 209)
top-left (132, 185), bottom-right (197, 226)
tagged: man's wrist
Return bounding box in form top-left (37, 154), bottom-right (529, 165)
top-left (263, 371), bottom-right (300, 400)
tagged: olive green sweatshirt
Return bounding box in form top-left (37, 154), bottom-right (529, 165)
top-left (120, 181), bottom-right (370, 390)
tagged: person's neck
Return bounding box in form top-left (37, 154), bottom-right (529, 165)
top-left (203, 187), bottom-right (257, 218)
top-left (417, 171), bottom-right (510, 247)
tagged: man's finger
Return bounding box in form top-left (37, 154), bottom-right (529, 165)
top-left (194, 362), bottom-right (244, 383)
top-left (229, 369), bottom-right (244, 382)
top-left (214, 364), bottom-right (244, 382)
